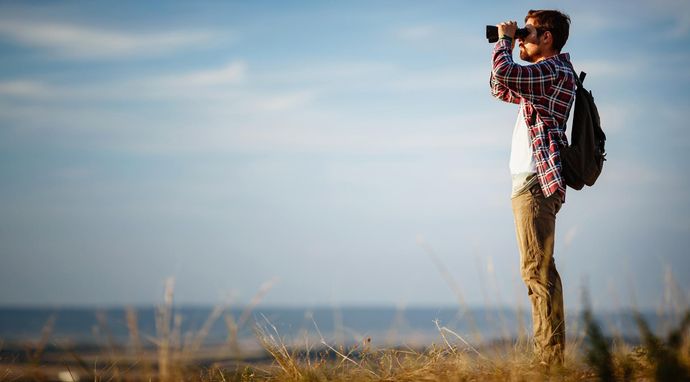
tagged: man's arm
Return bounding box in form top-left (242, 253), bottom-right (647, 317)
top-left (491, 38), bottom-right (558, 104)
top-left (490, 70), bottom-right (521, 104)
top-left (489, 28), bottom-right (521, 104)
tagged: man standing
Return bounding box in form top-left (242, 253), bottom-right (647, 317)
top-left (489, 10), bottom-right (575, 365)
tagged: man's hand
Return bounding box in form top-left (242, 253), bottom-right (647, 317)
top-left (497, 21), bottom-right (517, 39)
top-left (497, 21), bottom-right (517, 49)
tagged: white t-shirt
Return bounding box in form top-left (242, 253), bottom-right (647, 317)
top-left (509, 105), bottom-right (538, 197)
top-left (510, 105), bottom-right (537, 175)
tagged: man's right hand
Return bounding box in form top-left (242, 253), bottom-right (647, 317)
top-left (497, 21), bottom-right (517, 50)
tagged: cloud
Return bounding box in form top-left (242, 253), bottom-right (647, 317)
top-left (574, 59), bottom-right (642, 79)
top-left (0, 58), bottom-right (486, 107)
top-left (0, 58), bottom-right (322, 120)
top-left (572, 1), bottom-right (690, 39)
top-left (387, 67), bottom-right (488, 91)
top-left (0, 60), bottom-right (248, 100)
top-left (258, 61), bottom-right (397, 85)
top-left (572, 10), bottom-right (631, 34)
top-left (254, 59), bottom-right (488, 94)
top-left (0, 80), bottom-right (53, 98)
top-left (113, 111), bottom-right (509, 154)
top-left (392, 23), bottom-right (482, 50)
top-left (0, 86), bottom-right (507, 155)
top-left (597, 102), bottom-right (635, 133)
top-left (395, 25), bottom-right (440, 42)
top-left (0, 19), bottom-right (228, 59)
top-left (252, 90), bottom-right (317, 112)
top-left (117, 61), bottom-right (318, 112)
top-left (0, 53), bottom-right (507, 155)
top-left (644, 0), bottom-right (690, 38)
top-left (152, 61), bottom-right (248, 88)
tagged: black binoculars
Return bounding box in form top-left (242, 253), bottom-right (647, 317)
top-left (486, 25), bottom-right (530, 43)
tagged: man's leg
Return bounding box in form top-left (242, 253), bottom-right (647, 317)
top-left (511, 185), bottom-right (564, 364)
top-left (549, 253), bottom-right (565, 362)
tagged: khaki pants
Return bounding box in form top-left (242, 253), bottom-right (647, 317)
top-left (511, 183), bottom-right (565, 364)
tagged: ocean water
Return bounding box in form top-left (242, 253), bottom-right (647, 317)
top-left (0, 305), bottom-right (667, 348)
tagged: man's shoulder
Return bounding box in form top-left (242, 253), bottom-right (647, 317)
top-left (553, 53), bottom-right (574, 71)
top-left (545, 53), bottom-right (576, 82)
top-left (527, 53), bottom-right (572, 77)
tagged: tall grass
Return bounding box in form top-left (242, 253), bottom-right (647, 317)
top-left (3, 277), bottom-right (689, 381)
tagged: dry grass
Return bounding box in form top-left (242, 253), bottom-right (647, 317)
top-left (4, 309), bottom-right (688, 381)
top-left (242, 310), bottom-right (689, 382)
top-left (2, 277), bottom-right (689, 381)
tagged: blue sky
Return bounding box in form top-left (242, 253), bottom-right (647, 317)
top-left (0, 1), bottom-right (689, 310)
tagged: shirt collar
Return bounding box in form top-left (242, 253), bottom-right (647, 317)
top-left (546, 52), bottom-right (570, 62)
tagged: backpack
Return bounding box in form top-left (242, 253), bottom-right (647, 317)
top-left (561, 63), bottom-right (607, 190)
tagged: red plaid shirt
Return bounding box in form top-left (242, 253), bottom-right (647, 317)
top-left (490, 38), bottom-right (576, 201)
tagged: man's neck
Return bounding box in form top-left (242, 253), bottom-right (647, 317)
top-left (535, 50), bottom-right (560, 63)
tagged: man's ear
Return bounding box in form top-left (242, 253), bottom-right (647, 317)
top-left (542, 31), bottom-right (554, 49)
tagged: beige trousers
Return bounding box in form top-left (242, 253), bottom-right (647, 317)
top-left (511, 183), bottom-right (565, 364)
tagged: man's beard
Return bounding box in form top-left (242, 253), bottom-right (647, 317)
top-left (519, 46), bottom-right (539, 63)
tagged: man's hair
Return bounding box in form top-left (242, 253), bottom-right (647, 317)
top-left (525, 9), bottom-right (570, 52)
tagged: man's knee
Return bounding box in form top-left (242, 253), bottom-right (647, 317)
top-left (522, 278), bottom-right (551, 301)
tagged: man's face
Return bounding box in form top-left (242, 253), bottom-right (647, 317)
top-left (518, 18), bottom-right (545, 63)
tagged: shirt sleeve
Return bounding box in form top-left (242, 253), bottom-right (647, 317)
top-left (491, 39), bottom-right (558, 104)
top-left (489, 71), bottom-right (521, 104)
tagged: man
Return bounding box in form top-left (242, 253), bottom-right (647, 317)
top-left (489, 10), bottom-right (576, 365)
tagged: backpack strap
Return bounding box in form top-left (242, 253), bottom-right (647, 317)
top-left (565, 60), bottom-right (586, 88)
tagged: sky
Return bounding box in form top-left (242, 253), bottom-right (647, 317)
top-left (0, 1), bottom-right (688, 311)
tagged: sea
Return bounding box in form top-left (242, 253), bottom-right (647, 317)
top-left (0, 305), bottom-right (670, 350)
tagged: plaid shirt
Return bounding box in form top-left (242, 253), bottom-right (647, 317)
top-left (490, 38), bottom-right (576, 201)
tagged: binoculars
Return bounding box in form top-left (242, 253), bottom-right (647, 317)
top-left (486, 25), bottom-right (530, 43)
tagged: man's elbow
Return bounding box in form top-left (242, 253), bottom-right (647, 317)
top-left (491, 65), bottom-right (510, 83)
top-left (489, 88), bottom-right (509, 103)
top-left (492, 56), bottom-right (519, 80)
top-left (489, 77), bottom-right (506, 99)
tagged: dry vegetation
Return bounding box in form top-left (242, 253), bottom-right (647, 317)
top-left (2, 278), bottom-right (689, 382)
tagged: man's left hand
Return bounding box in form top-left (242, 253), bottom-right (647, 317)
top-left (497, 21), bottom-right (517, 39)
top-left (497, 21), bottom-right (517, 50)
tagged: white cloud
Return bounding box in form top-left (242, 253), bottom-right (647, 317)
top-left (0, 60), bottom-right (248, 99)
top-left (600, 159), bottom-right (665, 188)
top-left (252, 90), bottom-right (317, 112)
top-left (254, 59), bottom-right (489, 94)
top-left (0, 80), bottom-right (53, 98)
top-left (395, 25), bottom-right (439, 42)
top-left (0, 58), bottom-right (487, 108)
top-left (387, 67), bottom-right (487, 91)
top-left (574, 59), bottom-right (642, 79)
top-left (597, 103), bottom-right (630, 133)
top-left (571, 10), bottom-right (631, 34)
top-left (127, 61), bottom-right (318, 112)
top-left (392, 23), bottom-right (483, 50)
top-left (117, 111), bottom-right (510, 154)
top-left (0, 87), bottom-right (508, 154)
top-left (0, 19), bottom-right (228, 59)
top-left (152, 61), bottom-right (248, 88)
top-left (0, 59), bottom-right (322, 120)
top-left (258, 61), bottom-right (396, 85)
top-left (0, 53), bottom-right (512, 156)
